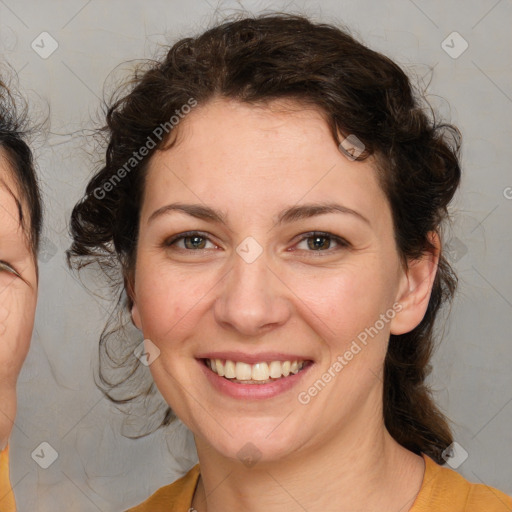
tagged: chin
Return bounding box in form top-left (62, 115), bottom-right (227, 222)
top-left (197, 417), bottom-right (308, 466)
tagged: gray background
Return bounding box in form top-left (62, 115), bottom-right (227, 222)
top-left (1, 0), bottom-right (511, 510)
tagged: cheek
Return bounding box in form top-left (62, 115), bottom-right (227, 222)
top-left (0, 282), bottom-right (37, 366)
top-left (292, 260), bottom-right (395, 344)
top-left (134, 246), bottom-right (400, 353)
top-left (134, 260), bottom-right (212, 341)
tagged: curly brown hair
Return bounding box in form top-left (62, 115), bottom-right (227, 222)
top-left (68, 13), bottom-right (461, 463)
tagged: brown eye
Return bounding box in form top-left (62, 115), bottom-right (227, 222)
top-left (295, 232), bottom-right (349, 254)
top-left (307, 235), bottom-right (331, 251)
top-left (163, 231), bottom-right (217, 251)
top-left (183, 235), bottom-right (207, 250)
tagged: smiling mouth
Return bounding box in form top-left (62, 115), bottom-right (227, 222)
top-left (203, 358), bottom-right (312, 384)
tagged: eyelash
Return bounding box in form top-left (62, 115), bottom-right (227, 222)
top-left (163, 230), bottom-right (350, 255)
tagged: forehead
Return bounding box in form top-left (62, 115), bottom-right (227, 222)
top-left (0, 150), bottom-right (23, 227)
top-left (143, 98), bottom-right (389, 228)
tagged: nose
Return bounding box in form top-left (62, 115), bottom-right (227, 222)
top-left (213, 246), bottom-right (291, 337)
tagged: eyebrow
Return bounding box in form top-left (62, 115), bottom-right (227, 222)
top-left (147, 201), bottom-right (370, 227)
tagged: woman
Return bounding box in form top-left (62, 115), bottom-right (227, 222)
top-left (68, 14), bottom-right (512, 511)
top-left (0, 77), bottom-right (42, 511)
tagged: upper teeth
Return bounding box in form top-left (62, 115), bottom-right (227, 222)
top-left (206, 359), bottom-right (306, 381)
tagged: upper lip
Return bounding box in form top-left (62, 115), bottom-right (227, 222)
top-left (196, 352), bottom-right (314, 365)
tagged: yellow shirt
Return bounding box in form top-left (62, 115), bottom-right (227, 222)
top-left (0, 445), bottom-right (16, 512)
top-left (126, 453), bottom-right (512, 511)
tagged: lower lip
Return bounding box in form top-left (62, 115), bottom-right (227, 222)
top-left (197, 359), bottom-right (313, 400)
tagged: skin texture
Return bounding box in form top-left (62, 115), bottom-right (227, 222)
top-left (130, 98), bottom-right (440, 512)
top-left (0, 152), bottom-right (37, 451)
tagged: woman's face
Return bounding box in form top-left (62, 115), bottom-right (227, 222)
top-left (0, 154), bottom-right (37, 420)
top-left (131, 98), bottom-right (419, 463)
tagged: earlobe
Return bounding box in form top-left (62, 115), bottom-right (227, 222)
top-left (131, 302), bottom-right (142, 331)
top-left (390, 232), bottom-right (440, 335)
top-left (125, 274), bottom-right (142, 331)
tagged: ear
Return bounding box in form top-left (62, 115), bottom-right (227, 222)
top-left (390, 232), bottom-right (440, 335)
top-left (125, 273), bottom-right (142, 331)
top-left (131, 301), bottom-right (142, 331)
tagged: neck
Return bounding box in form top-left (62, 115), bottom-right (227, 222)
top-left (191, 414), bottom-right (425, 512)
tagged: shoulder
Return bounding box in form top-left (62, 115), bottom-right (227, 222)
top-left (125, 463), bottom-right (200, 512)
top-left (411, 453), bottom-right (512, 512)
